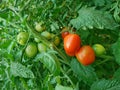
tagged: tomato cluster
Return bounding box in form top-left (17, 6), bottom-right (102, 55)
top-left (62, 29), bottom-right (95, 66)
top-left (62, 28), bottom-right (106, 66)
top-left (17, 22), bottom-right (61, 58)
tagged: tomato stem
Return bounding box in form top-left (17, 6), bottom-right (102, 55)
top-left (93, 55), bottom-right (114, 67)
top-left (20, 32), bottom-right (31, 61)
top-left (98, 55), bottom-right (113, 59)
top-left (93, 58), bottom-right (110, 67)
top-left (53, 45), bottom-right (70, 66)
top-left (60, 68), bottom-right (75, 88)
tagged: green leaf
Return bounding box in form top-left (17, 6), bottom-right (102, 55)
top-left (55, 84), bottom-right (73, 90)
top-left (91, 79), bottom-right (120, 90)
top-left (7, 40), bottom-right (16, 54)
top-left (112, 38), bottom-right (120, 65)
top-left (78, 29), bottom-right (90, 40)
top-left (0, 49), bottom-right (14, 60)
top-left (113, 68), bottom-right (120, 79)
top-left (71, 59), bottom-right (98, 85)
top-left (93, 0), bottom-right (105, 6)
top-left (50, 22), bottom-right (59, 32)
top-left (34, 50), bottom-right (60, 76)
top-left (10, 62), bottom-right (34, 78)
top-left (70, 7), bottom-right (118, 30)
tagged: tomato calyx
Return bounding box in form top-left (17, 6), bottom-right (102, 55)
top-left (61, 26), bottom-right (76, 39)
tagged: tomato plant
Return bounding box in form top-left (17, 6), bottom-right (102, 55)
top-left (92, 44), bottom-right (106, 56)
top-left (64, 34), bottom-right (81, 56)
top-left (75, 45), bottom-right (95, 65)
top-left (1, 0), bottom-right (120, 90)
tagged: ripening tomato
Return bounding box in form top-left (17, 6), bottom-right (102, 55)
top-left (75, 45), bottom-right (95, 66)
top-left (61, 31), bottom-right (69, 39)
top-left (54, 36), bottom-right (60, 46)
top-left (64, 34), bottom-right (81, 56)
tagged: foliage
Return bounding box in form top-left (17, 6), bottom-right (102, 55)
top-left (70, 7), bottom-right (118, 30)
top-left (0, 0), bottom-right (120, 90)
top-left (91, 79), bottom-right (120, 90)
top-left (112, 37), bottom-right (120, 65)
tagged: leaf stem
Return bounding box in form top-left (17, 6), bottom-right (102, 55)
top-left (98, 55), bottom-right (114, 59)
top-left (60, 68), bottom-right (75, 88)
top-left (93, 58), bottom-right (113, 67)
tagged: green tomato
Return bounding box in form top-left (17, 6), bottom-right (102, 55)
top-left (34, 37), bottom-right (41, 43)
top-left (41, 31), bottom-right (51, 40)
top-left (92, 44), bottom-right (106, 56)
top-left (35, 22), bottom-right (45, 32)
top-left (17, 32), bottom-right (29, 45)
top-left (25, 43), bottom-right (38, 58)
top-left (38, 43), bottom-right (47, 53)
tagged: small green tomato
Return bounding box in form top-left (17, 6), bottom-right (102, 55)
top-left (38, 43), bottom-right (47, 53)
top-left (41, 31), bottom-right (51, 40)
top-left (25, 43), bottom-right (38, 58)
top-left (92, 44), bottom-right (106, 56)
top-left (17, 32), bottom-right (29, 45)
top-left (35, 22), bottom-right (45, 32)
top-left (34, 37), bottom-right (41, 43)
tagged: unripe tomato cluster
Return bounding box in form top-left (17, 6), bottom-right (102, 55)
top-left (35, 22), bottom-right (60, 47)
top-left (16, 22), bottom-right (60, 58)
top-left (62, 29), bottom-right (106, 66)
top-left (17, 31), bottom-right (47, 58)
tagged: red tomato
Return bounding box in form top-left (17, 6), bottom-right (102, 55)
top-left (61, 31), bottom-right (69, 39)
top-left (64, 34), bottom-right (81, 56)
top-left (75, 45), bottom-right (95, 66)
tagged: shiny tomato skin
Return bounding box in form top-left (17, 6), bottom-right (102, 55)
top-left (61, 31), bottom-right (69, 39)
top-left (64, 34), bottom-right (81, 56)
top-left (75, 45), bottom-right (95, 66)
